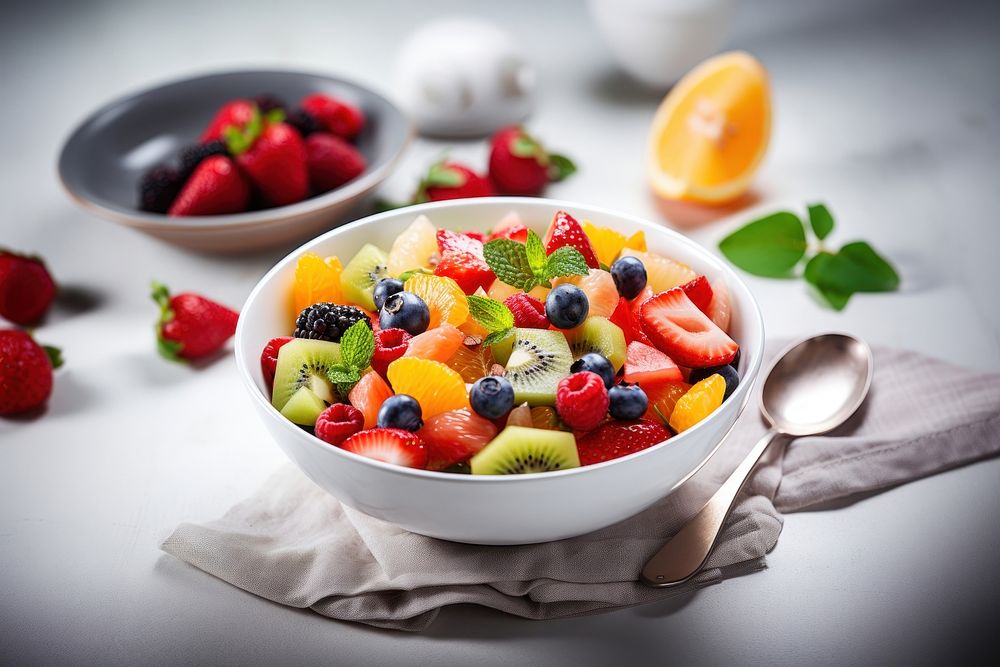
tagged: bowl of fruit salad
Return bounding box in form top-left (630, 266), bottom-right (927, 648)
top-left (236, 198), bottom-right (763, 544)
top-left (58, 69), bottom-right (411, 253)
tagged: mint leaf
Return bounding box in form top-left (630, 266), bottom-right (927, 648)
top-left (483, 328), bottom-right (513, 347)
top-left (805, 242), bottom-right (900, 295)
top-left (807, 203), bottom-right (835, 241)
top-left (718, 212), bottom-right (808, 277)
top-left (339, 320), bottom-right (375, 370)
top-left (544, 246), bottom-right (590, 280)
top-left (327, 365), bottom-right (360, 384)
top-left (548, 154), bottom-right (577, 181)
top-left (524, 230), bottom-right (547, 275)
top-left (467, 295), bottom-right (515, 333)
top-left (483, 239), bottom-right (535, 289)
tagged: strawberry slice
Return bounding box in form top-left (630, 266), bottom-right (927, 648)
top-left (623, 341), bottom-right (683, 385)
top-left (610, 293), bottom-right (652, 346)
top-left (340, 428), bottom-right (428, 469)
top-left (575, 419), bottom-right (671, 466)
top-left (488, 222), bottom-right (529, 242)
top-left (543, 211), bottom-right (599, 269)
top-left (434, 229), bottom-right (495, 294)
top-left (680, 275), bottom-right (713, 314)
top-left (168, 156), bottom-right (250, 216)
top-left (436, 228), bottom-right (484, 257)
top-left (640, 288), bottom-right (738, 367)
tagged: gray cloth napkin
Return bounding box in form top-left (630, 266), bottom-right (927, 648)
top-left (162, 343), bottom-right (1000, 631)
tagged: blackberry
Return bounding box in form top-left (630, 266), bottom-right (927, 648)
top-left (286, 108), bottom-right (323, 137)
top-left (137, 164), bottom-right (183, 213)
top-left (177, 141), bottom-right (228, 180)
top-left (253, 94), bottom-right (287, 114)
top-left (294, 303), bottom-right (371, 343)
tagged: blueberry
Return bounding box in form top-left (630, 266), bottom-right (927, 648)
top-left (571, 353), bottom-right (615, 388)
top-left (610, 256), bottom-right (647, 300)
top-left (469, 376), bottom-right (515, 420)
top-left (373, 278), bottom-right (404, 311)
top-left (545, 284), bottom-right (589, 329)
top-left (379, 291), bottom-right (430, 335)
top-left (688, 364), bottom-right (740, 400)
top-left (377, 394), bottom-right (423, 431)
top-left (608, 383), bottom-right (648, 420)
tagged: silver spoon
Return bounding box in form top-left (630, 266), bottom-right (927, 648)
top-left (640, 333), bottom-right (873, 587)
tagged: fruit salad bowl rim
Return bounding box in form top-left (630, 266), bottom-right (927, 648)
top-left (235, 196), bottom-right (764, 483)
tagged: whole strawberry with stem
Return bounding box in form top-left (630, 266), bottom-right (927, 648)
top-left (152, 282), bottom-right (239, 361)
top-left (488, 126), bottom-right (576, 195)
top-left (415, 160), bottom-right (495, 203)
top-left (0, 250), bottom-right (57, 325)
top-left (0, 329), bottom-right (62, 416)
top-left (224, 107), bottom-right (309, 207)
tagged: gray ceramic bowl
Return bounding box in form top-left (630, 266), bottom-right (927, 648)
top-left (58, 69), bottom-right (412, 253)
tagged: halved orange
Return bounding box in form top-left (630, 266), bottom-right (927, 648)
top-left (647, 51), bottom-right (771, 203)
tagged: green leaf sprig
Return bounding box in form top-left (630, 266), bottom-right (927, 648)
top-left (483, 230), bottom-right (589, 292)
top-left (325, 320), bottom-right (375, 396)
top-left (466, 295), bottom-right (516, 347)
top-left (718, 203), bottom-right (899, 310)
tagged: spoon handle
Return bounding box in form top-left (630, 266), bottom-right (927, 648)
top-left (640, 428), bottom-right (780, 587)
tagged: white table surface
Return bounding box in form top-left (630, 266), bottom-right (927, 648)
top-left (2, 0), bottom-right (999, 663)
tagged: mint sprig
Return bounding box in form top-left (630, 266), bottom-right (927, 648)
top-left (467, 295), bottom-right (515, 347)
top-left (483, 230), bottom-right (589, 291)
top-left (718, 203), bottom-right (899, 310)
top-left (325, 320), bottom-right (375, 396)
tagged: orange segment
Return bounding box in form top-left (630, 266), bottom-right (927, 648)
top-left (404, 324), bottom-right (465, 363)
top-left (293, 252), bottom-right (343, 318)
top-left (349, 370), bottom-right (394, 430)
top-left (644, 381), bottom-right (691, 424)
top-left (619, 248), bottom-right (697, 293)
top-left (582, 220), bottom-right (627, 267)
top-left (404, 273), bottom-right (469, 329)
top-left (625, 230), bottom-right (646, 252)
top-left (445, 343), bottom-right (495, 384)
top-left (668, 375), bottom-right (725, 432)
top-left (386, 357), bottom-right (470, 418)
top-left (647, 51), bottom-right (771, 203)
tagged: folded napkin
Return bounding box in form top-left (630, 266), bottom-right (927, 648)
top-left (162, 343), bottom-right (1000, 631)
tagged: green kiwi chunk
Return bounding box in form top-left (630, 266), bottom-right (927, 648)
top-left (271, 339), bottom-right (342, 411)
top-left (564, 317), bottom-right (626, 370)
top-left (280, 386), bottom-right (327, 425)
top-left (503, 328), bottom-right (572, 406)
top-left (340, 243), bottom-right (389, 311)
top-left (489, 329), bottom-right (515, 366)
top-left (471, 426), bottom-right (580, 474)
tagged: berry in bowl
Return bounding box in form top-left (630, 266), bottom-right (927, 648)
top-left (236, 198), bottom-right (763, 544)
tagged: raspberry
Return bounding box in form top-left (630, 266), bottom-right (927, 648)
top-left (555, 371), bottom-right (609, 432)
top-left (315, 403), bottom-right (364, 445)
top-left (294, 303), bottom-right (370, 343)
top-left (504, 293), bottom-right (548, 328)
top-left (371, 328), bottom-right (410, 378)
top-left (260, 336), bottom-right (293, 390)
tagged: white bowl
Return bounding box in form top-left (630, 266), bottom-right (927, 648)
top-left (235, 198), bottom-right (764, 544)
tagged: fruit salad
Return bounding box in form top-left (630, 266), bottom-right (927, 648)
top-left (261, 210), bottom-right (741, 474)
top-left (138, 93), bottom-right (367, 216)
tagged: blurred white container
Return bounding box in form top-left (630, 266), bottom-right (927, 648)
top-left (589, 0), bottom-right (736, 88)
top-left (394, 17), bottom-right (536, 138)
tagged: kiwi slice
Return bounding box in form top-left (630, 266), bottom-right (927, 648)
top-left (280, 386), bottom-right (327, 425)
top-left (340, 243), bottom-right (389, 311)
top-left (503, 328), bottom-right (572, 406)
top-left (564, 317), bottom-right (627, 371)
top-left (271, 339), bottom-right (342, 411)
top-left (489, 330), bottom-right (515, 366)
top-left (471, 426), bottom-right (580, 474)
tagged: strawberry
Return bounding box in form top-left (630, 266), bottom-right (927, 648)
top-left (680, 275), bottom-right (713, 315)
top-left (167, 156), bottom-right (250, 216)
top-left (488, 126), bottom-right (576, 195)
top-left (301, 93), bottom-right (365, 140)
top-left (640, 288), bottom-right (738, 367)
top-left (200, 99), bottom-right (256, 143)
top-left (462, 231), bottom-right (487, 243)
top-left (415, 161), bottom-right (494, 203)
top-left (340, 428), bottom-right (428, 469)
top-left (260, 336), bottom-right (293, 389)
top-left (152, 282), bottom-right (239, 361)
top-left (372, 328), bottom-right (411, 378)
top-left (0, 250), bottom-right (56, 325)
top-left (609, 294), bottom-right (652, 346)
top-left (575, 420), bottom-right (671, 466)
top-left (504, 293), bottom-right (548, 328)
top-left (489, 212), bottom-right (529, 242)
top-left (0, 329), bottom-right (61, 416)
top-left (543, 211), bottom-right (600, 269)
top-left (623, 341), bottom-right (683, 386)
top-left (233, 120), bottom-right (309, 207)
top-left (315, 403), bottom-right (365, 446)
top-left (305, 132), bottom-right (366, 194)
top-left (555, 371), bottom-right (609, 432)
top-left (434, 229), bottom-right (495, 294)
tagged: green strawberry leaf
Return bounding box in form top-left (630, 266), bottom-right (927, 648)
top-left (42, 345), bottom-right (64, 370)
top-left (524, 230), bottom-right (547, 275)
top-left (483, 238), bottom-right (535, 290)
top-left (483, 328), bottom-right (513, 347)
top-left (339, 320), bottom-right (375, 371)
top-left (424, 162), bottom-right (466, 188)
top-left (223, 106), bottom-right (263, 156)
top-left (467, 295), bottom-right (515, 333)
top-left (547, 154), bottom-right (577, 182)
top-left (510, 133), bottom-right (543, 160)
top-left (544, 246), bottom-right (590, 280)
top-left (807, 203), bottom-right (835, 241)
top-left (718, 211), bottom-right (808, 277)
